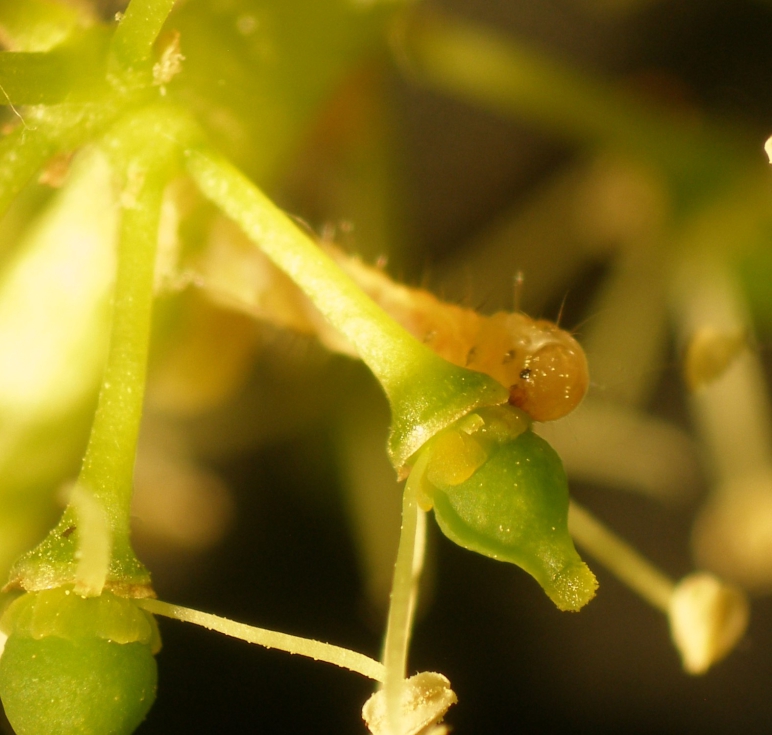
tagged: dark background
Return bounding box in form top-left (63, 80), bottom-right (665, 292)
top-left (6, 0), bottom-right (772, 733)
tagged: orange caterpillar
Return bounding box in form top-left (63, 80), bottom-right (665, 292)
top-left (192, 226), bottom-right (588, 423)
top-left (326, 248), bottom-right (589, 422)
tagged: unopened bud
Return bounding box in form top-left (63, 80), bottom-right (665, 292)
top-left (668, 572), bottom-right (749, 675)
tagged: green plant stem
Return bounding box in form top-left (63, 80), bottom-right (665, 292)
top-left (185, 145), bottom-right (508, 472)
top-left (568, 500), bottom-right (674, 611)
top-left (44, 157), bottom-right (166, 593)
top-left (137, 598), bottom-right (386, 682)
top-left (109, 0), bottom-right (176, 82)
top-left (185, 146), bottom-right (426, 387)
top-left (78, 163), bottom-right (165, 547)
top-left (381, 451), bottom-right (429, 734)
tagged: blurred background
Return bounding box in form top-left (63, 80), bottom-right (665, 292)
top-left (4, 0), bottom-right (772, 732)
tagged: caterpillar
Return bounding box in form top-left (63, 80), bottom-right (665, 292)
top-left (326, 248), bottom-right (588, 422)
top-left (190, 221), bottom-right (589, 423)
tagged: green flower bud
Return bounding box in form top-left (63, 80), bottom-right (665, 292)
top-left (423, 407), bottom-right (597, 611)
top-left (0, 588), bottom-right (159, 735)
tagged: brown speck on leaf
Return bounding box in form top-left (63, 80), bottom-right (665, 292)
top-left (38, 152), bottom-right (74, 187)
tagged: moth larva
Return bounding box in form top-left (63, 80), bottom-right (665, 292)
top-left (327, 247), bottom-right (589, 422)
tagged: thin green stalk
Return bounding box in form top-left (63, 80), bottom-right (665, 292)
top-left (138, 598), bottom-right (386, 682)
top-left (78, 163), bottom-right (165, 544)
top-left (185, 146), bottom-right (425, 388)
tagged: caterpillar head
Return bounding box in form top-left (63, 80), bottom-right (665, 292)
top-left (471, 314), bottom-right (589, 422)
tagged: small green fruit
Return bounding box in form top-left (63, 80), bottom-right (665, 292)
top-left (426, 416), bottom-right (597, 611)
top-left (0, 588), bottom-right (159, 735)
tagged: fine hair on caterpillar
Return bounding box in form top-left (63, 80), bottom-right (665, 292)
top-left (326, 247), bottom-right (589, 422)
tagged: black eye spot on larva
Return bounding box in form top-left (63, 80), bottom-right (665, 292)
top-left (519, 368), bottom-right (532, 381)
top-left (61, 526), bottom-right (76, 538)
top-left (502, 349), bottom-right (517, 364)
top-left (465, 346), bottom-right (478, 366)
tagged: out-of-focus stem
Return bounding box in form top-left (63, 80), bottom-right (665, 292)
top-left (672, 251), bottom-right (772, 482)
top-left (571, 501), bottom-right (748, 674)
top-left (672, 249), bottom-right (772, 590)
top-left (402, 9), bottom-right (748, 202)
top-left (109, 0), bottom-right (176, 82)
top-left (569, 500), bottom-right (674, 611)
